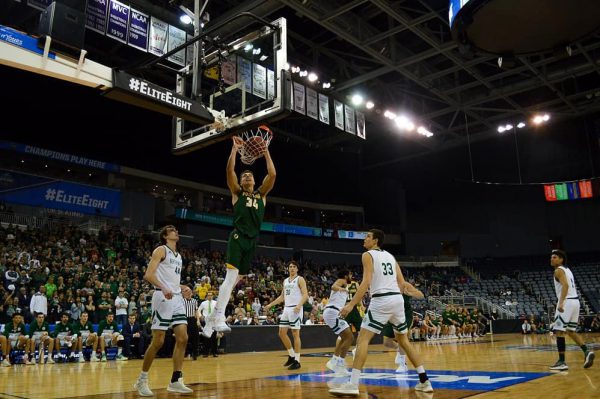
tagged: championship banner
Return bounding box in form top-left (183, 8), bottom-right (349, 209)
top-left (222, 55), bottom-right (237, 85)
top-left (27, 0), bottom-right (52, 11)
top-left (293, 82), bottom-right (306, 115)
top-left (555, 183), bottom-right (568, 200)
top-left (148, 17), bottom-right (168, 57)
top-left (579, 180), bottom-right (593, 198)
top-left (85, 0), bottom-right (109, 34)
top-left (356, 111), bottom-right (366, 139)
top-left (252, 63), bottom-right (267, 99)
top-left (344, 104), bottom-right (356, 135)
top-left (204, 66), bottom-right (219, 80)
top-left (567, 182), bottom-right (580, 200)
top-left (106, 0), bottom-right (130, 44)
top-left (237, 57), bottom-right (252, 92)
top-left (306, 87), bottom-right (318, 120)
top-left (0, 141), bottom-right (120, 172)
top-left (267, 69), bottom-right (275, 100)
top-left (0, 170), bottom-right (121, 217)
top-left (334, 100), bottom-right (344, 130)
top-left (128, 8), bottom-right (149, 52)
top-left (167, 25), bottom-right (186, 66)
top-left (318, 93), bottom-right (330, 125)
top-left (544, 185), bottom-right (557, 201)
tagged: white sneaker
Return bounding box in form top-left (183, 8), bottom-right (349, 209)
top-left (329, 382), bottom-right (359, 396)
top-left (91, 354), bottom-right (99, 362)
top-left (47, 356), bottom-right (55, 364)
top-left (395, 363), bottom-right (408, 373)
top-left (30, 357), bottom-right (37, 365)
top-left (213, 315), bottom-right (231, 333)
top-left (78, 354), bottom-right (85, 363)
top-left (2, 359), bottom-right (10, 367)
top-left (334, 364), bottom-right (351, 376)
top-left (415, 380), bottom-right (434, 392)
top-left (167, 377), bottom-right (193, 394)
top-left (326, 358), bottom-right (337, 372)
top-left (134, 378), bottom-right (154, 397)
top-left (117, 354), bottom-right (128, 361)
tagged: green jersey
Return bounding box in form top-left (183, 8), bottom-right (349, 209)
top-left (233, 190), bottom-right (265, 238)
top-left (98, 320), bottom-right (119, 335)
top-left (3, 322), bottom-right (26, 339)
top-left (442, 311), bottom-right (453, 324)
top-left (28, 321), bottom-right (50, 335)
top-left (346, 281), bottom-right (359, 303)
top-left (53, 322), bottom-right (73, 337)
top-left (72, 321), bottom-right (95, 336)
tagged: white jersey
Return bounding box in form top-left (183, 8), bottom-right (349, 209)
top-left (155, 245), bottom-right (182, 294)
top-left (554, 265), bottom-right (578, 301)
top-left (368, 249), bottom-right (401, 296)
top-left (284, 276), bottom-right (302, 307)
top-left (328, 286), bottom-right (348, 309)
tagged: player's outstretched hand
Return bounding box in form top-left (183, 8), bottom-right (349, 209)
top-left (232, 136), bottom-right (244, 150)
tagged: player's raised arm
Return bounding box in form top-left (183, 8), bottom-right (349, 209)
top-left (227, 137), bottom-right (243, 197)
top-left (258, 148), bottom-right (276, 197)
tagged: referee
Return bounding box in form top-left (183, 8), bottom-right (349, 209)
top-left (183, 288), bottom-right (199, 360)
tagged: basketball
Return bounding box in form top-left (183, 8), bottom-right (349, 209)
top-left (246, 135), bottom-right (267, 157)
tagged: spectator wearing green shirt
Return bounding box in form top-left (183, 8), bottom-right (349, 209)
top-left (98, 312), bottom-right (127, 362)
top-left (28, 312), bottom-right (55, 364)
top-left (44, 275), bottom-right (57, 299)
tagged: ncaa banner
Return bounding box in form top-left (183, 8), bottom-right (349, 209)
top-left (237, 57), bottom-right (252, 92)
top-left (85, 0), bottom-right (109, 34)
top-left (128, 8), bottom-right (149, 51)
top-left (167, 25), bottom-right (187, 66)
top-left (106, 0), bottom-right (130, 44)
top-left (344, 104), bottom-right (356, 135)
top-left (334, 100), bottom-right (344, 130)
top-left (0, 170), bottom-right (121, 217)
top-left (306, 87), bottom-right (318, 120)
top-left (293, 82), bottom-right (306, 115)
top-left (148, 17), bottom-right (168, 56)
top-left (252, 63), bottom-right (267, 99)
top-left (356, 111), bottom-right (366, 139)
top-left (318, 93), bottom-right (330, 125)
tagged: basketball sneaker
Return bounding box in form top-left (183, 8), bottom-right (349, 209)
top-left (584, 351), bottom-right (595, 369)
top-left (90, 353), bottom-right (99, 362)
top-left (78, 353), bottom-right (85, 363)
top-left (284, 356), bottom-right (295, 367)
top-left (549, 360), bottom-right (568, 371)
top-left (46, 356), bottom-right (55, 364)
top-left (117, 354), bottom-right (128, 361)
top-left (395, 363), bottom-right (408, 373)
top-left (329, 382), bottom-right (359, 396)
top-left (134, 378), bottom-right (154, 397)
top-left (415, 380), bottom-right (434, 392)
top-left (326, 358), bottom-right (337, 372)
top-left (212, 315), bottom-right (231, 333)
top-left (167, 377), bottom-right (193, 394)
top-left (334, 364), bottom-right (350, 376)
top-left (287, 360), bottom-right (301, 370)
top-left (101, 354), bottom-right (107, 362)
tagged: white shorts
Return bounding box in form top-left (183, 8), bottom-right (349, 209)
top-left (279, 306), bottom-right (303, 330)
top-left (151, 290), bottom-right (187, 331)
top-left (323, 307), bottom-right (350, 335)
top-left (553, 298), bottom-right (580, 332)
top-left (361, 294), bottom-right (407, 335)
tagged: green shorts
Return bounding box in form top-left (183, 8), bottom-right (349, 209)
top-left (382, 309), bottom-right (413, 338)
top-left (344, 306), bottom-right (362, 332)
top-left (226, 230), bottom-right (257, 275)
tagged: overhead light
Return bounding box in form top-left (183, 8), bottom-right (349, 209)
top-left (308, 72), bottom-right (318, 82)
top-left (252, 47), bottom-right (261, 55)
top-left (532, 115), bottom-right (544, 125)
top-left (322, 82), bottom-right (331, 89)
top-left (244, 43), bottom-right (253, 52)
top-left (365, 101), bottom-right (374, 109)
top-left (351, 94), bottom-right (363, 106)
top-left (505, 124), bottom-right (513, 130)
top-left (542, 114), bottom-right (550, 121)
top-left (384, 110), bottom-right (396, 119)
top-left (395, 115), bottom-right (414, 131)
top-left (417, 126), bottom-right (433, 137)
top-left (291, 66), bottom-right (300, 73)
top-left (180, 14), bottom-right (193, 25)
top-left (497, 126), bottom-right (506, 133)
top-left (259, 55), bottom-right (268, 62)
top-left (517, 122), bottom-right (526, 129)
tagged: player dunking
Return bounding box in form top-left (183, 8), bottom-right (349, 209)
top-left (548, 249), bottom-right (594, 371)
top-left (204, 136), bottom-right (276, 334)
top-left (329, 229), bottom-right (433, 396)
top-left (134, 225), bottom-right (193, 396)
top-left (264, 260), bottom-right (308, 370)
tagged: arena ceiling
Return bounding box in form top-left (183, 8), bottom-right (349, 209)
top-left (3, 0), bottom-right (600, 170)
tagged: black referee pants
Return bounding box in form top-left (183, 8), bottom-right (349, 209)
top-left (186, 317), bottom-right (200, 359)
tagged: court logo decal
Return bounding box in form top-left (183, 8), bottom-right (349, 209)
top-left (270, 369), bottom-right (551, 391)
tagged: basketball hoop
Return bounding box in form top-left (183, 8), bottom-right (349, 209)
top-left (238, 125), bottom-right (273, 165)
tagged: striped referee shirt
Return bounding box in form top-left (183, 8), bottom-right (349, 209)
top-left (183, 297), bottom-right (199, 318)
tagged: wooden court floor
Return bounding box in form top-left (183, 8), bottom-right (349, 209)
top-left (0, 333), bottom-right (599, 399)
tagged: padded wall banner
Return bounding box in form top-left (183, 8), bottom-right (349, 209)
top-left (0, 170), bottom-right (121, 217)
top-left (128, 8), bottom-right (149, 52)
top-left (106, 0), bottom-right (130, 44)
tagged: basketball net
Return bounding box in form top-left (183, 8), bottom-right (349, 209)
top-left (238, 125), bottom-right (273, 165)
